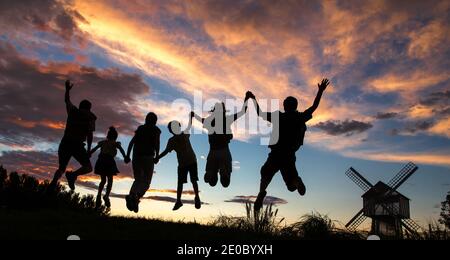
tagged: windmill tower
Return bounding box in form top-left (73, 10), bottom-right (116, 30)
top-left (345, 162), bottom-right (422, 238)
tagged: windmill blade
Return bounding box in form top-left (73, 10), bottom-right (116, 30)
top-left (387, 162), bottom-right (418, 190)
top-left (401, 218), bottom-right (421, 235)
top-left (345, 209), bottom-right (367, 231)
top-left (345, 167), bottom-right (374, 192)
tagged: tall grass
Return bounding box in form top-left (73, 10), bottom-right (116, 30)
top-left (211, 203), bottom-right (364, 240)
top-left (413, 221), bottom-right (449, 240)
top-left (211, 203), bottom-right (284, 235)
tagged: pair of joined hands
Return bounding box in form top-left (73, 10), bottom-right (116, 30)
top-left (124, 157), bottom-right (131, 164)
top-left (88, 150), bottom-right (132, 164)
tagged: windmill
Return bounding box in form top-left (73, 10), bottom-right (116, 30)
top-left (345, 162), bottom-right (421, 238)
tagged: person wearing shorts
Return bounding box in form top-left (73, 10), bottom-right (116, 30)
top-left (155, 117), bottom-right (201, 210)
top-left (261, 152), bottom-right (300, 192)
top-left (204, 142), bottom-right (232, 187)
top-left (192, 92), bottom-right (252, 188)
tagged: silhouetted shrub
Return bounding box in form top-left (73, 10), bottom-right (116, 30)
top-left (440, 191), bottom-right (450, 229)
top-left (0, 166), bottom-right (6, 205)
top-left (0, 165), bottom-right (7, 189)
top-left (281, 212), bottom-right (333, 239)
top-left (212, 206), bottom-right (364, 240)
top-left (0, 167), bottom-right (109, 216)
top-left (280, 212), bottom-right (363, 240)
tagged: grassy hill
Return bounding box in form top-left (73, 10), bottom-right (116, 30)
top-left (0, 208), bottom-right (277, 240)
top-left (0, 167), bottom-right (357, 240)
top-left (0, 167), bottom-right (272, 240)
top-left (0, 167), bottom-right (446, 240)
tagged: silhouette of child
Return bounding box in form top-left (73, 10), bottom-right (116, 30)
top-left (249, 79), bottom-right (330, 211)
top-left (125, 112), bottom-right (161, 213)
top-left (89, 127), bottom-right (128, 209)
top-left (155, 115), bottom-right (201, 210)
top-left (192, 93), bottom-right (252, 188)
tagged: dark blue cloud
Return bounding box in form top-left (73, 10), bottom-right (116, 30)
top-left (0, 42), bottom-right (150, 146)
top-left (315, 120), bottom-right (373, 136)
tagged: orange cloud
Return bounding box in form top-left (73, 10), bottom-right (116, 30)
top-left (70, 0), bottom-right (320, 102)
top-left (407, 105), bottom-right (435, 119)
top-left (8, 118), bottom-right (38, 128)
top-left (7, 117), bottom-right (65, 130)
top-left (368, 71), bottom-right (450, 94)
top-left (408, 19), bottom-right (450, 59)
top-left (40, 120), bottom-right (66, 130)
top-left (344, 150), bottom-right (450, 167)
top-left (429, 118), bottom-right (450, 138)
top-left (148, 189), bottom-right (197, 196)
top-left (55, 0), bottom-right (450, 167)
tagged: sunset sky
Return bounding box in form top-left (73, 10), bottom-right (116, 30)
top-left (0, 0), bottom-right (449, 228)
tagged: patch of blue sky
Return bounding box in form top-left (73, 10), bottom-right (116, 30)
top-left (82, 44), bottom-right (142, 73)
top-left (345, 120), bottom-right (450, 156)
top-left (142, 75), bottom-right (193, 102)
top-left (360, 91), bottom-right (401, 108)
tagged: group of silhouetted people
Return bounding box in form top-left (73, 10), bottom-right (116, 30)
top-left (49, 78), bottom-right (330, 212)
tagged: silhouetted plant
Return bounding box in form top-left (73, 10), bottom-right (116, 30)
top-left (0, 167), bottom-right (109, 216)
top-left (0, 165), bottom-right (7, 189)
top-left (440, 191), bottom-right (450, 229)
top-left (281, 212), bottom-right (334, 239)
top-left (407, 221), bottom-right (449, 240)
top-left (211, 206), bottom-right (364, 239)
top-left (424, 222), bottom-right (448, 240)
top-left (281, 212), bottom-right (363, 240)
top-left (211, 203), bottom-right (284, 235)
top-left (0, 165), bottom-right (6, 205)
top-left (7, 172), bottom-right (20, 191)
top-left (248, 203), bottom-right (285, 234)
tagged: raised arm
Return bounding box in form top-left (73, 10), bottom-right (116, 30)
top-left (192, 112), bottom-right (205, 123)
top-left (185, 112), bottom-right (194, 133)
top-left (231, 93), bottom-right (252, 122)
top-left (65, 80), bottom-right (76, 113)
top-left (250, 92), bottom-right (271, 122)
top-left (305, 78), bottom-right (330, 115)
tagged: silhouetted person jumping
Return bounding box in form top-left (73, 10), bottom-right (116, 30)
top-left (49, 80), bottom-right (96, 191)
top-left (250, 79), bottom-right (330, 211)
top-left (125, 112), bottom-right (161, 213)
top-left (192, 92), bottom-right (252, 188)
top-left (155, 114), bottom-right (201, 211)
top-left (89, 127), bottom-right (128, 209)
